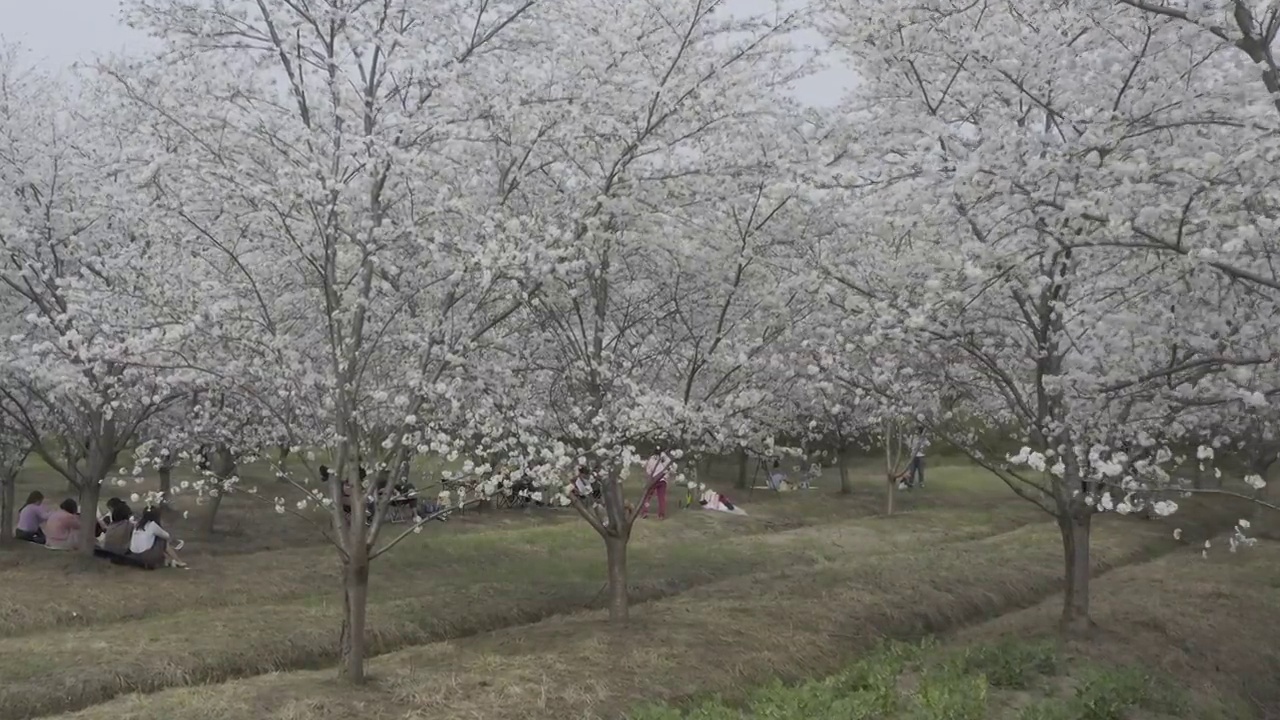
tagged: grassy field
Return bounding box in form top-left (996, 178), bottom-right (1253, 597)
top-left (631, 540), bottom-right (1280, 719)
top-left (2, 456), bottom-right (1275, 720)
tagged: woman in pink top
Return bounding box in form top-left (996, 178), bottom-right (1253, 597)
top-left (15, 491), bottom-right (51, 544)
top-left (43, 499), bottom-right (83, 551)
top-left (641, 448), bottom-right (673, 520)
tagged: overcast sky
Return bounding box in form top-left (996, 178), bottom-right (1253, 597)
top-left (0, 0), bottom-right (847, 105)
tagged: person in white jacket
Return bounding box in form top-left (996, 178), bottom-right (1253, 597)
top-left (130, 507), bottom-right (187, 569)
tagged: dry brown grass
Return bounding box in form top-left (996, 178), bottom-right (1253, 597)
top-left (0, 497), bottom-right (1039, 720)
top-left (45, 513), bottom-right (1181, 720)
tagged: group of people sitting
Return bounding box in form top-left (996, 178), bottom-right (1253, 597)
top-left (14, 492), bottom-right (187, 569)
top-left (319, 465), bottom-right (448, 523)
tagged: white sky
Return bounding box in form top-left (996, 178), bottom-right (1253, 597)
top-left (0, 0), bottom-right (847, 105)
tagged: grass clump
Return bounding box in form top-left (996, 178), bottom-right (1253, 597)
top-left (959, 638), bottom-right (1059, 689)
top-left (629, 642), bottom-right (916, 720)
top-left (910, 662), bottom-right (988, 720)
top-left (1073, 665), bottom-right (1188, 719)
top-left (1016, 700), bottom-right (1076, 720)
top-left (1015, 665), bottom-right (1190, 720)
top-left (628, 638), bottom-right (1202, 720)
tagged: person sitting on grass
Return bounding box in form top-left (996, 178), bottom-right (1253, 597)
top-left (769, 459), bottom-right (794, 492)
top-left (699, 489), bottom-right (746, 515)
top-left (510, 473), bottom-right (539, 508)
top-left (572, 466), bottom-right (601, 503)
top-left (44, 499), bottom-right (83, 551)
top-left (415, 496), bottom-right (449, 522)
top-left (97, 503), bottom-right (135, 557)
top-left (768, 459), bottom-right (786, 491)
top-left (96, 497), bottom-right (132, 538)
top-left (15, 491), bottom-right (51, 544)
top-left (129, 507), bottom-right (187, 569)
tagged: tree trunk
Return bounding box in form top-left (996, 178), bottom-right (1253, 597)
top-left (1252, 459), bottom-right (1279, 526)
top-left (0, 470), bottom-right (15, 543)
top-left (886, 475), bottom-right (896, 515)
top-left (340, 555), bottom-right (371, 683)
top-left (204, 492), bottom-right (224, 534)
top-left (838, 450), bottom-right (853, 495)
top-left (604, 533), bottom-right (629, 622)
top-left (76, 481), bottom-right (103, 554)
top-left (277, 445), bottom-right (291, 482)
top-left (205, 446), bottom-right (235, 534)
top-left (1057, 512), bottom-right (1094, 636)
top-left (158, 464), bottom-right (173, 510)
top-left (734, 449), bottom-right (748, 490)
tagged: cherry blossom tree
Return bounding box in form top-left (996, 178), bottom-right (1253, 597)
top-left (793, 320), bottom-right (942, 513)
top-left (818, 0), bottom-right (1280, 633)
top-left (111, 0), bottom-right (549, 682)
top-left (469, 0), bottom-right (815, 621)
top-left (658, 126), bottom-right (826, 485)
top-left (0, 50), bottom-right (188, 554)
top-left (1109, 0), bottom-right (1280, 292)
top-left (1107, 1), bottom-right (1280, 508)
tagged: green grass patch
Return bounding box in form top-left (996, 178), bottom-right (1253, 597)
top-left (0, 503), bottom-right (1033, 720)
top-left (1071, 665), bottom-right (1189, 719)
top-left (958, 638), bottom-right (1059, 689)
top-left (629, 638), bottom-right (1206, 720)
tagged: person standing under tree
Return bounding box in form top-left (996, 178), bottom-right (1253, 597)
top-left (641, 447), bottom-right (674, 520)
top-left (907, 426), bottom-right (929, 489)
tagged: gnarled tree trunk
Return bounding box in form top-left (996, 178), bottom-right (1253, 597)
top-left (734, 449), bottom-right (749, 490)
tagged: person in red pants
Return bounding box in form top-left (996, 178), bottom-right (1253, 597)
top-left (641, 447), bottom-right (674, 519)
